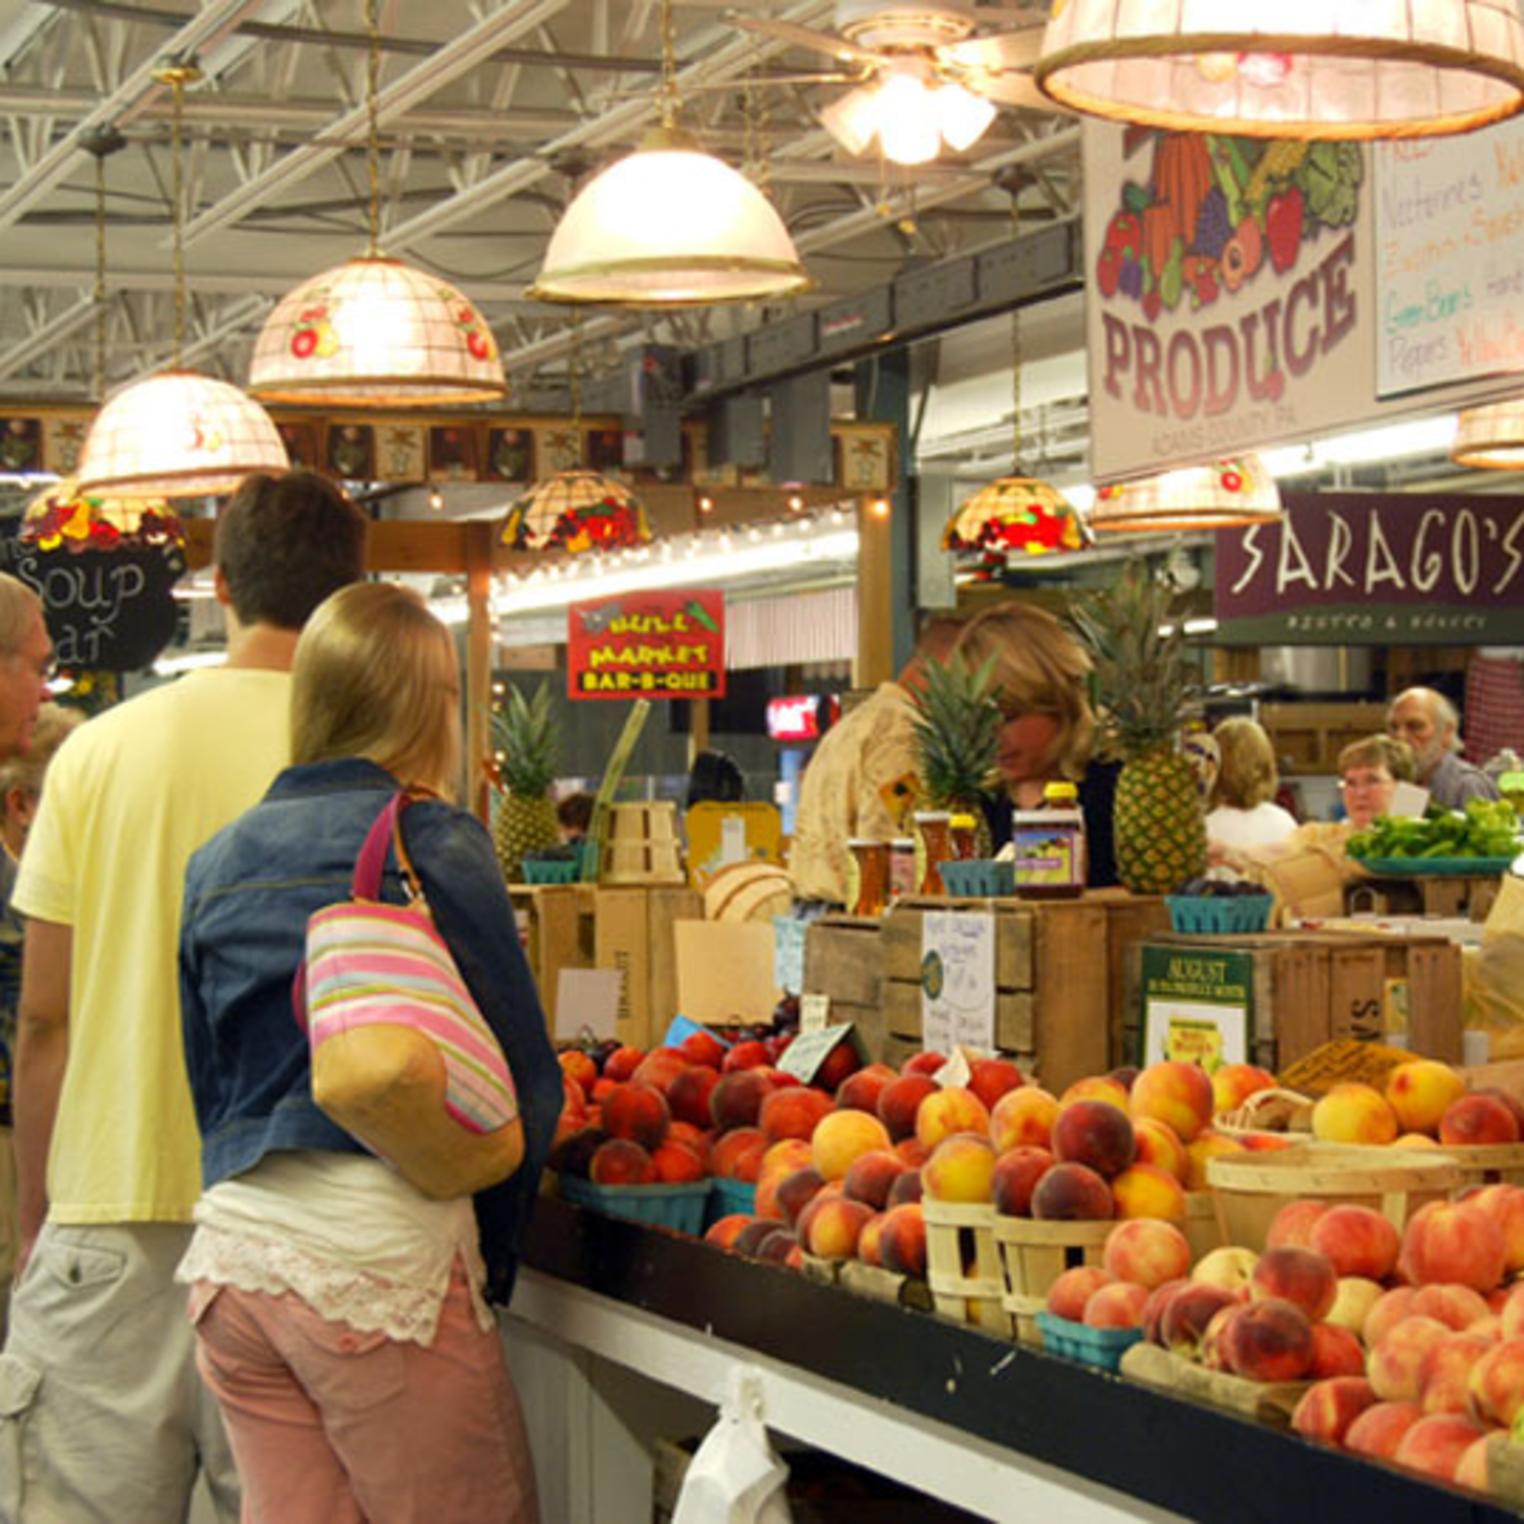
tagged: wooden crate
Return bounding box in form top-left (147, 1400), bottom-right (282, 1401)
top-left (992, 1216), bottom-right (1111, 1347)
top-left (1349, 872), bottom-right (1503, 922)
top-left (922, 1199), bottom-right (1010, 1336)
top-left (802, 914), bottom-right (887, 1061)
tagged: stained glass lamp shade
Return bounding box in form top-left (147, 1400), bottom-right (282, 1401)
top-left (22, 476), bottom-right (183, 551)
top-left (1453, 397), bottom-right (1524, 468)
top-left (500, 470), bottom-right (652, 554)
top-left (1088, 455), bottom-right (1282, 533)
top-left (943, 476), bottom-right (1092, 564)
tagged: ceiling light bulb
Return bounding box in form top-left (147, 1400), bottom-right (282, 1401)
top-left (820, 85), bottom-right (882, 156)
top-left (876, 72), bottom-right (941, 166)
top-left (936, 83), bottom-right (997, 152)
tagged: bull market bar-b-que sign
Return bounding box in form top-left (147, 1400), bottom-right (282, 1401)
top-left (1216, 493), bottom-right (1524, 644)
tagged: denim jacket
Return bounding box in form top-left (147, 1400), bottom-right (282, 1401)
top-left (180, 757), bottom-right (561, 1304)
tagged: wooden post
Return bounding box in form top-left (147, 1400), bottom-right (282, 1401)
top-left (465, 522), bottom-right (494, 825)
top-left (689, 697), bottom-right (710, 766)
top-left (856, 494), bottom-right (893, 688)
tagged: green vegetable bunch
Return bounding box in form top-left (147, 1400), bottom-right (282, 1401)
top-left (1347, 798), bottom-right (1520, 862)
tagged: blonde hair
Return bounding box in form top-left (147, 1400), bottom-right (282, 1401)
top-left (291, 582), bottom-right (461, 799)
top-left (0, 702), bottom-right (82, 810)
top-left (0, 573), bottom-right (41, 658)
top-left (1210, 717), bottom-right (1278, 810)
top-left (951, 601), bottom-right (1095, 780)
top-left (1338, 733), bottom-right (1416, 783)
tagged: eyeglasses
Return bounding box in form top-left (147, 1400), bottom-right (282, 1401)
top-left (1340, 773), bottom-right (1393, 791)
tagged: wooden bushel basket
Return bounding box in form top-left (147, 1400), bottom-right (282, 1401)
top-left (600, 802), bottom-right (687, 886)
top-left (991, 1216), bottom-right (1112, 1347)
top-left (1183, 1190), bottom-right (1224, 1262)
top-left (922, 1199), bottom-right (1011, 1337)
top-left (1120, 1343), bottom-right (1311, 1428)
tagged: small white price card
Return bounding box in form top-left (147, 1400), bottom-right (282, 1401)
top-left (799, 993), bottom-right (831, 1034)
top-left (777, 1023), bottom-right (856, 1083)
top-left (554, 968), bottom-right (622, 1041)
top-left (920, 912), bottom-right (996, 1057)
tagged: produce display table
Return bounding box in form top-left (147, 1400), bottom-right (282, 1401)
top-left (510, 1199), bottom-right (1522, 1524)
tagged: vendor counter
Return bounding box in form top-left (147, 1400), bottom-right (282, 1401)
top-left (504, 1199), bottom-right (1520, 1524)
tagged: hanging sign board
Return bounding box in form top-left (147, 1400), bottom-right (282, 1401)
top-left (566, 589), bottom-right (725, 700)
top-left (1216, 492), bottom-right (1524, 645)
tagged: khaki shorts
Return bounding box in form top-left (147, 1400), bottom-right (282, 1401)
top-left (0, 1221), bottom-right (240, 1524)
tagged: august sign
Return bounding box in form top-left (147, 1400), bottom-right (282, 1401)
top-left (1216, 493), bottom-right (1524, 644)
top-left (566, 589), bottom-right (725, 700)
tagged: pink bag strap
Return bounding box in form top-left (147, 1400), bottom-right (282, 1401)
top-left (352, 791), bottom-right (407, 900)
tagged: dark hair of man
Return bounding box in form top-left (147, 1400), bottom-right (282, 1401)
top-left (214, 470), bottom-right (369, 630)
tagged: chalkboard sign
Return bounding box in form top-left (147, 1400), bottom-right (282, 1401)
top-left (0, 540), bottom-right (184, 671)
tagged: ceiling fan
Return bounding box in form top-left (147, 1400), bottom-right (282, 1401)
top-left (726, 3), bottom-right (1052, 166)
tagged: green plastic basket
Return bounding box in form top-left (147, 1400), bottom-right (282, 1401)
top-left (939, 859), bottom-right (1016, 897)
top-left (1036, 1312), bottom-right (1144, 1372)
top-left (558, 1175), bottom-right (711, 1235)
top-left (705, 1176), bottom-right (758, 1227)
top-left (1165, 893), bottom-right (1273, 935)
top-left (521, 856), bottom-right (581, 884)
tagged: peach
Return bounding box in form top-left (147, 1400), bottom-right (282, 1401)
top-left (1501, 1283), bottom-right (1524, 1339)
top-left (1365, 1287), bottom-right (1419, 1347)
top-left (1466, 1184), bottom-right (1524, 1276)
top-left (813, 1039), bottom-right (861, 1094)
top-left (1211, 1063), bottom-right (1277, 1118)
top-left (667, 1066), bottom-right (722, 1129)
top-left (1251, 1246), bottom-right (1338, 1321)
top-left (1441, 1093), bottom-right (1522, 1147)
top-left (590, 1077), bottom-right (617, 1106)
top-left (1160, 1283), bottom-right (1239, 1356)
top-left (1311, 1083), bottom-right (1399, 1146)
top-left (1309, 1322), bottom-right (1367, 1378)
top-left (1059, 1075), bottom-right (1130, 1113)
top-left (1266, 1200), bottom-right (1329, 1251)
top-left (1393, 1133), bottom-right (1442, 1148)
top-left (1467, 1337), bottom-right (1524, 1426)
top-left (1403, 1200), bottom-right (1507, 1292)
top-left (1198, 1304), bottom-right (1240, 1371)
top-left (811, 1108), bottom-right (892, 1182)
top-left (1143, 1279), bottom-right (1189, 1345)
top-left (1131, 1118), bottom-right (1189, 1183)
top-left (1419, 1332), bottom-right (1494, 1415)
top-left (1191, 1245), bottom-right (1259, 1294)
top-left (922, 1133), bottom-right (997, 1204)
top-left (879, 1202), bottom-right (928, 1277)
top-left (1345, 1400), bottom-right (1424, 1460)
top-left (857, 1213), bottom-right (886, 1268)
top-left (1083, 1281), bottom-right (1150, 1329)
top-left (804, 1196), bottom-right (874, 1260)
top-left (680, 1029), bottom-right (728, 1069)
top-left (842, 1149), bottom-right (907, 1211)
top-left (1047, 1265), bottom-right (1114, 1322)
top-left (1183, 1130), bottom-right (1245, 1191)
top-left (589, 1138), bottom-right (657, 1186)
top-left (756, 1228), bottom-right (798, 1266)
top-left (758, 1086), bottom-right (834, 1145)
top-left (1052, 1100), bottom-right (1135, 1179)
top-left (1031, 1162), bottom-right (1114, 1221)
top-left (894, 1137), bottom-right (929, 1170)
top-left (888, 1169), bottom-right (923, 1207)
top-left (1236, 1133), bottom-right (1294, 1153)
top-left (632, 1048), bottom-right (687, 1095)
top-left (1394, 1413), bottom-right (1487, 1482)
top-left (711, 1127), bottom-right (768, 1182)
top-left (1292, 1377), bottom-right (1379, 1447)
top-left (967, 1058), bottom-right (1026, 1112)
top-left (758, 1138), bottom-right (813, 1184)
top-left (559, 1049), bottom-right (598, 1096)
top-left (703, 1213), bottom-right (753, 1250)
top-left (991, 1146), bottom-right (1054, 1218)
top-left (1409, 1283), bottom-right (1492, 1332)
top-left (602, 1082), bottom-right (670, 1151)
top-left (1104, 1218), bottom-right (1192, 1289)
top-left (710, 1070), bottom-right (777, 1131)
top-left (652, 1140), bottom-right (706, 1184)
top-left (1309, 1205), bottom-right (1401, 1282)
top-left (1369, 1316), bottom-right (1452, 1402)
top-left (1110, 1163), bottom-right (1188, 1222)
top-left (668, 1120), bottom-right (713, 1164)
top-left (734, 1218), bottom-right (786, 1257)
top-left (1455, 1435), bottom-right (1492, 1493)
top-left (989, 1086), bottom-right (1060, 1153)
top-left (722, 1040), bottom-right (769, 1073)
top-left (1326, 1277), bottom-right (1386, 1341)
top-left (548, 1125), bottom-right (606, 1178)
top-left (901, 1051), bottom-right (947, 1078)
top-left (877, 1075), bottom-right (938, 1142)
top-left (753, 1171), bottom-right (787, 1221)
top-left (1476, 1086), bottom-right (1524, 1134)
top-left (1130, 1061), bottom-right (1215, 1144)
top-left (1222, 1298), bottom-right (1315, 1382)
top-left (784, 1243), bottom-right (805, 1272)
top-left (835, 1063), bottom-right (896, 1116)
top-left (774, 1166), bottom-right (826, 1226)
top-left (1385, 1059), bottom-right (1467, 1137)
top-left (915, 1087), bottom-right (992, 1153)
top-left (602, 1045), bottom-right (644, 1083)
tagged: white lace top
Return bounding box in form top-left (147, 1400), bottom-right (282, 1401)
top-left (176, 1150), bottom-right (492, 1345)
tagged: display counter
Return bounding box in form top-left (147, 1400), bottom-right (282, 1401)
top-left (508, 1198), bottom-right (1521, 1524)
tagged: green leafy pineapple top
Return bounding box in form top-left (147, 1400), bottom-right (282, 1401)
top-left (909, 652), bottom-right (1003, 810)
top-left (491, 681), bottom-right (557, 798)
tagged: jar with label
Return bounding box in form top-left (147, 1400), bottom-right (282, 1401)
top-left (913, 810), bottom-right (952, 895)
top-left (845, 838), bottom-right (889, 917)
top-left (949, 812), bottom-right (980, 860)
top-left (889, 837), bottom-right (917, 901)
top-left (1010, 782), bottom-right (1085, 897)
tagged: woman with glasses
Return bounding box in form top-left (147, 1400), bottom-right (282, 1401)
top-left (1335, 734), bottom-right (1415, 828)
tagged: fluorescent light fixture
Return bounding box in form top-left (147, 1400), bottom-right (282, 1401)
top-left (153, 650), bottom-right (228, 676)
top-left (1260, 414), bottom-right (1458, 476)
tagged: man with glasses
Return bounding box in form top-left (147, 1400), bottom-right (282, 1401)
top-left (1386, 687), bottom-right (1499, 811)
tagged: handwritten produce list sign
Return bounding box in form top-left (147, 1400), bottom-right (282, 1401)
top-left (1375, 116), bottom-right (1524, 396)
top-left (920, 912), bottom-right (995, 1057)
top-left (566, 589), bottom-right (725, 701)
top-left (1216, 493), bottom-right (1524, 645)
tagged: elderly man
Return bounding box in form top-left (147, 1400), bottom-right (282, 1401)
top-left (1387, 686), bottom-right (1500, 810)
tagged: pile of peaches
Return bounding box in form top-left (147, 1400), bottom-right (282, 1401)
top-left (1307, 1057), bottom-right (1524, 1151)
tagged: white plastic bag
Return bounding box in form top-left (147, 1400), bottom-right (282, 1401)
top-left (671, 1368), bottom-right (793, 1524)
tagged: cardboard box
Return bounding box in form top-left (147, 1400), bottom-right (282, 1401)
top-left (674, 920), bottom-right (781, 1026)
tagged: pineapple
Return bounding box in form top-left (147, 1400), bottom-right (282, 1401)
top-left (491, 681), bottom-right (562, 882)
top-left (1070, 559), bottom-right (1206, 894)
top-left (909, 651), bottom-right (1000, 853)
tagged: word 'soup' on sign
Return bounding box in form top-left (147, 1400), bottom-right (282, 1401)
top-left (567, 589), bottom-right (726, 701)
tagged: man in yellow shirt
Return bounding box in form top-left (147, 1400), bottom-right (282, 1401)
top-left (3, 471), bottom-right (367, 1523)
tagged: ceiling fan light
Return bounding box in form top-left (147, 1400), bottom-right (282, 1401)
top-left (1087, 455), bottom-right (1283, 534)
top-left (936, 82), bottom-right (997, 151)
top-left (820, 84), bottom-right (883, 156)
top-left (876, 72), bottom-right (942, 165)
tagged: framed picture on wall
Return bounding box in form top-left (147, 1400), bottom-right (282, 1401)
top-left (428, 425), bottom-right (480, 481)
top-left (326, 423), bottom-right (375, 481)
top-left (277, 420), bottom-right (323, 473)
top-left (485, 426), bottom-right (533, 482)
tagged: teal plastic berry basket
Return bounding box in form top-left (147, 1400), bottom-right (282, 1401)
top-left (939, 859), bottom-right (1016, 897)
top-left (1035, 1312), bottom-right (1144, 1372)
top-left (558, 1175), bottom-right (711, 1236)
top-left (521, 857), bottom-right (581, 885)
top-left (705, 1176), bottom-right (758, 1227)
top-left (1165, 893), bottom-right (1273, 935)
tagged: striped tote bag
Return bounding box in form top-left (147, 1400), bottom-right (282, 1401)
top-left (295, 791), bottom-right (522, 1200)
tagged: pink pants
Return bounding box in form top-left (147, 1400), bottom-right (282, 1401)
top-left (190, 1269), bottom-right (539, 1524)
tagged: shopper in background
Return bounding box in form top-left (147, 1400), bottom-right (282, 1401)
top-left (0, 704), bottom-right (81, 1338)
top-left (0, 575), bottom-right (51, 764)
top-left (1387, 686), bottom-right (1500, 809)
top-left (685, 747), bottom-right (745, 808)
top-left (179, 581), bottom-right (556, 1524)
top-left (789, 616), bottom-right (963, 906)
top-left (1205, 717), bottom-right (1298, 853)
top-left (1336, 734), bottom-right (1418, 831)
top-left (4, 470), bottom-right (367, 1524)
top-left (555, 789), bottom-right (595, 844)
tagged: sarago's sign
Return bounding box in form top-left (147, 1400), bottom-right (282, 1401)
top-left (1216, 494), bottom-right (1524, 645)
top-left (567, 589), bottom-right (726, 700)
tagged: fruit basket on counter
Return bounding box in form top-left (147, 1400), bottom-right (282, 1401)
top-left (1036, 1311), bottom-right (1143, 1373)
top-left (1166, 877), bottom-right (1273, 934)
top-left (558, 1175), bottom-right (711, 1235)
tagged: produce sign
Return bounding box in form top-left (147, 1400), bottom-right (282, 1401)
top-left (1138, 944), bottom-right (1252, 1073)
top-left (1216, 493), bottom-right (1524, 644)
top-left (567, 589), bottom-right (725, 700)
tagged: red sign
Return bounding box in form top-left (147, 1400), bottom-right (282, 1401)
top-left (567, 589), bottom-right (726, 700)
top-left (766, 694), bottom-right (840, 742)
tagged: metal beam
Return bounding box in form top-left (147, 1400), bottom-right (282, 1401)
top-left (0, 293), bottom-right (96, 380)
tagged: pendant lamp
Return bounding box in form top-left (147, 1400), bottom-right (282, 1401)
top-left (1088, 455), bottom-right (1282, 534)
top-left (1035, 0), bottom-right (1524, 140)
top-left (1452, 398), bottom-right (1524, 468)
top-left (528, 0), bottom-right (810, 306)
top-left (77, 63), bottom-right (288, 499)
top-left (248, 3), bottom-right (505, 405)
top-left (23, 476), bottom-right (183, 552)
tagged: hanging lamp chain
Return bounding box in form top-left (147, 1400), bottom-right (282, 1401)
top-left (152, 59), bottom-right (201, 370)
top-left (93, 152), bottom-right (106, 399)
top-left (657, 0), bottom-right (680, 129)
top-left (365, 0), bottom-right (382, 254)
top-left (1009, 189), bottom-right (1022, 472)
top-left (569, 313), bottom-right (582, 427)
